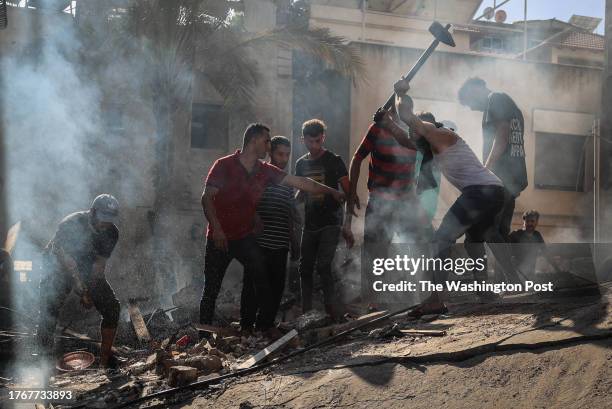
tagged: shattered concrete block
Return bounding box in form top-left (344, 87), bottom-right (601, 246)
top-left (184, 355), bottom-right (222, 372)
top-left (190, 340), bottom-right (211, 354)
top-left (155, 350), bottom-right (173, 375)
top-left (202, 355), bottom-right (223, 372)
top-left (118, 381), bottom-right (144, 399)
top-left (160, 337), bottom-right (171, 350)
top-left (145, 352), bottom-right (157, 367)
top-left (168, 366), bottom-right (198, 387)
top-left (296, 310), bottom-right (331, 331)
top-left (128, 361), bottom-right (149, 375)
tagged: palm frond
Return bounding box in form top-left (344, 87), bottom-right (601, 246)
top-left (197, 27), bottom-right (260, 113)
top-left (237, 23), bottom-right (366, 85)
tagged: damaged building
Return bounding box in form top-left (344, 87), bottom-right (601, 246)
top-left (1, 0), bottom-right (611, 408)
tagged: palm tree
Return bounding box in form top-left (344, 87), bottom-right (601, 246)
top-left (83, 0), bottom-right (365, 295)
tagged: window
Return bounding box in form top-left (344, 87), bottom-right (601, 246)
top-left (481, 36), bottom-right (504, 51)
top-left (535, 132), bottom-right (586, 192)
top-left (191, 104), bottom-right (229, 150)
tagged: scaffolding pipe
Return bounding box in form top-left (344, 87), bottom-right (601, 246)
top-left (522, 0), bottom-right (527, 60)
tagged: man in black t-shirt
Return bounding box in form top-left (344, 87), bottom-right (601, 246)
top-left (296, 119), bottom-right (352, 319)
top-left (38, 194), bottom-right (121, 368)
top-left (458, 77), bottom-right (527, 239)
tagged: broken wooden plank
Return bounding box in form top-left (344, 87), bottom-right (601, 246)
top-left (399, 329), bottom-right (447, 337)
top-left (62, 328), bottom-right (126, 354)
top-left (236, 329), bottom-right (298, 370)
top-left (339, 310), bottom-right (389, 331)
top-left (310, 310), bottom-right (389, 341)
top-left (128, 303), bottom-right (152, 343)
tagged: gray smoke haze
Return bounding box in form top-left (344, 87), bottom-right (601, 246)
top-left (0, 5), bottom-right (172, 383)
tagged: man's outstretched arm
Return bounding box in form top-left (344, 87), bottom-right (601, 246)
top-left (281, 174), bottom-right (345, 203)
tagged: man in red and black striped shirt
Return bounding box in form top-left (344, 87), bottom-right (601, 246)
top-left (346, 118), bottom-right (434, 304)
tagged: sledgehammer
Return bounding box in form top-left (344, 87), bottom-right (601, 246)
top-left (374, 21), bottom-right (455, 121)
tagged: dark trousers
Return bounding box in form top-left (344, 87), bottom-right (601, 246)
top-left (199, 235), bottom-right (276, 329)
top-left (362, 194), bottom-right (434, 298)
top-left (38, 263), bottom-right (120, 350)
top-left (434, 185), bottom-right (519, 284)
top-left (299, 226), bottom-right (340, 313)
top-left (240, 247), bottom-right (288, 330)
top-left (497, 190), bottom-right (516, 240)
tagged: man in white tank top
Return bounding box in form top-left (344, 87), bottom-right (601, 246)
top-left (373, 78), bottom-right (521, 315)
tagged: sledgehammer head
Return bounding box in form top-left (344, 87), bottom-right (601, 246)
top-left (429, 21), bottom-right (455, 47)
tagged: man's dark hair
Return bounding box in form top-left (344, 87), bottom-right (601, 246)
top-left (417, 111), bottom-right (445, 128)
top-left (458, 77), bottom-right (487, 105)
top-left (302, 119), bottom-right (326, 138)
top-left (523, 209), bottom-right (540, 220)
top-left (243, 123), bottom-right (270, 147)
top-left (417, 111), bottom-right (436, 124)
top-left (271, 135), bottom-right (291, 152)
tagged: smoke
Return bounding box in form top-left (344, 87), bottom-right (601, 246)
top-left (351, 42), bottom-right (604, 245)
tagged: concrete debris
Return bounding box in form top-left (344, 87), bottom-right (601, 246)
top-left (368, 323), bottom-right (403, 339)
top-left (296, 310), bottom-right (331, 331)
top-left (185, 355), bottom-right (223, 372)
top-left (168, 365), bottom-right (198, 387)
top-left (2, 302), bottom-right (386, 406)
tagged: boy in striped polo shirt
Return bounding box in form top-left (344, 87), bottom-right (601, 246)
top-left (240, 136), bottom-right (300, 333)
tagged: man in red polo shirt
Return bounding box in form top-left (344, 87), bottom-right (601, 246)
top-left (200, 123), bottom-right (344, 335)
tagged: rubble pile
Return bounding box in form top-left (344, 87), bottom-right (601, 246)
top-left (1, 300), bottom-right (451, 408)
top-left (42, 325), bottom-right (295, 407)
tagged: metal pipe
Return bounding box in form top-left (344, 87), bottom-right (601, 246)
top-left (594, 118), bottom-right (600, 243)
top-left (361, 0), bottom-right (366, 41)
top-left (523, 0), bottom-right (527, 60)
top-left (380, 23), bottom-right (453, 112)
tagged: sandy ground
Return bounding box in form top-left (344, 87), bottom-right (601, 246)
top-left (169, 290), bottom-right (612, 409)
top-left (3, 289), bottom-right (610, 409)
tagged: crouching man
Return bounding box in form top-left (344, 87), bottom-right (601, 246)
top-left (38, 194), bottom-right (121, 368)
